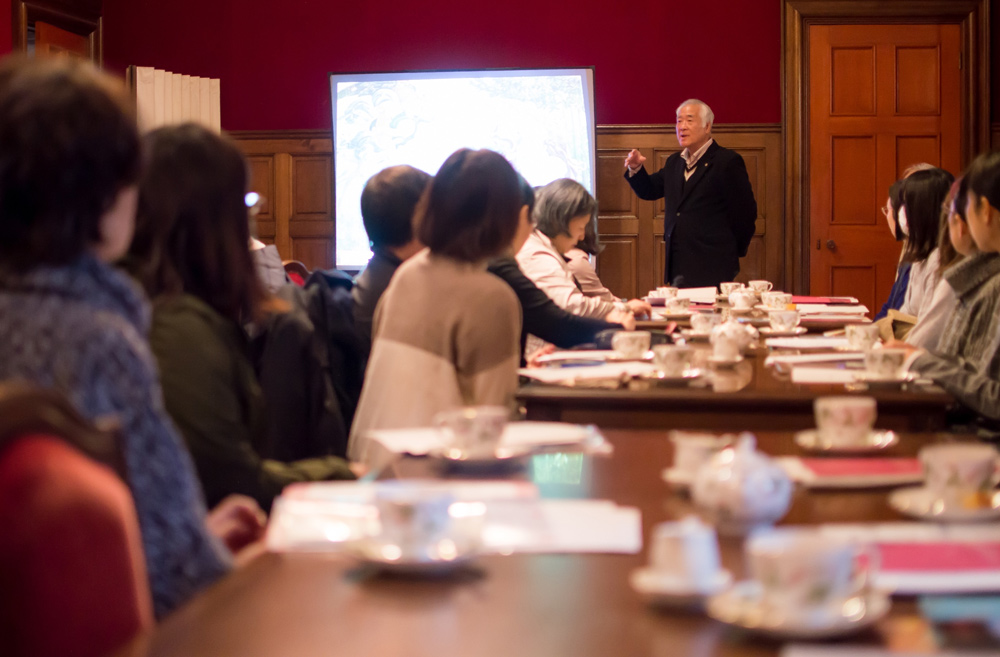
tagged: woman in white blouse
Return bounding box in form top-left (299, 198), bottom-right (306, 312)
top-left (516, 178), bottom-right (650, 320)
top-left (897, 167), bottom-right (955, 318)
top-left (907, 177), bottom-right (978, 350)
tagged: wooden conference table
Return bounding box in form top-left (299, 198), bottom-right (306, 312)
top-left (518, 342), bottom-right (955, 433)
top-left (112, 429), bottom-right (988, 657)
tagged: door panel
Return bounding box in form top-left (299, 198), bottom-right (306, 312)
top-left (35, 21), bottom-right (89, 60)
top-left (809, 24), bottom-right (962, 308)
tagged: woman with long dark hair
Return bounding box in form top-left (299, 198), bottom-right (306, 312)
top-left (129, 124), bottom-right (354, 511)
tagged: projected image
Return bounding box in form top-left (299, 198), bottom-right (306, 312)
top-left (331, 70), bottom-right (596, 269)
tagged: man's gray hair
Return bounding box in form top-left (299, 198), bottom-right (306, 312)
top-left (676, 99), bottom-right (714, 127)
top-left (532, 178), bottom-right (597, 240)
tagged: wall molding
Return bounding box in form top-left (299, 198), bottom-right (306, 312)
top-left (233, 124), bottom-right (783, 291)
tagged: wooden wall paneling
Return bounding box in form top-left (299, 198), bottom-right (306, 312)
top-left (246, 155), bottom-right (276, 242)
top-left (232, 131), bottom-right (332, 271)
top-left (991, 123), bottom-right (1000, 150)
top-left (233, 127), bottom-right (782, 288)
top-left (289, 155), bottom-right (334, 269)
top-left (594, 149), bottom-right (643, 298)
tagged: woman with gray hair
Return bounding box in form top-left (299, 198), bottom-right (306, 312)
top-left (516, 179), bottom-right (650, 328)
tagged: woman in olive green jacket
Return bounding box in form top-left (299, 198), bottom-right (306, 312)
top-left (128, 124), bottom-right (354, 511)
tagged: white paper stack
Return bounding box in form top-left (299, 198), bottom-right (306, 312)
top-left (518, 361), bottom-right (656, 383)
top-left (795, 304), bottom-right (870, 315)
top-left (359, 422), bottom-right (608, 469)
top-left (676, 286), bottom-right (718, 304)
top-left (789, 367), bottom-right (857, 384)
top-left (765, 336), bottom-right (851, 350)
top-left (266, 480), bottom-right (642, 555)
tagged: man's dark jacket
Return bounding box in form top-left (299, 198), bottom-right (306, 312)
top-left (624, 141), bottom-right (757, 288)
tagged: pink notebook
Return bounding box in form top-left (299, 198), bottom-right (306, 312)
top-left (880, 541), bottom-right (1000, 572)
top-left (791, 295), bottom-right (858, 305)
top-left (800, 458), bottom-right (922, 478)
top-left (779, 457), bottom-right (924, 488)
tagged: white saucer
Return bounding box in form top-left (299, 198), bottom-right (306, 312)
top-left (662, 467), bottom-right (695, 489)
top-left (708, 354), bottom-right (744, 368)
top-left (888, 486), bottom-right (1000, 522)
top-left (638, 368), bottom-right (704, 386)
top-left (728, 306), bottom-right (754, 315)
top-left (758, 326), bottom-right (808, 338)
top-left (655, 310), bottom-right (694, 321)
top-left (630, 568), bottom-right (732, 608)
top-left (706, 580), bottom-right (891, 639)
top-left (794, 429), bottom-right (899, 455)
top-left (345, 534), bottom-right (481, 575)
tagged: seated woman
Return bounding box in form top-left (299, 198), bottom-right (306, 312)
top-left (901, 151), bottom-right (1000, 434)
top-left (128, 124), bottom-right (354, 511)
top-left (516, 179), bottom-right (651, 326)
top-left (906, 177), bottom-right (975, 350)
top-left (564, 216), bottom-right (616, 301)
top-left (874, 179), bottom-right (911, 320)
top-left (897, 167), bottom-right (955, 319)
top-left (0, 56), bottom-right (236, 618)
top-left (488, 177), bottom-right (629, 364)
top-left (349, 149), bottom-right (525, 460)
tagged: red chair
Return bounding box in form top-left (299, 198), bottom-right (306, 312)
top-left (0, 386), bottom-right (153, 657)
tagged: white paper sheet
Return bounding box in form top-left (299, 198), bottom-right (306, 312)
top-left (765, 336), bottom-right (851, 350)
top-left (790, 367), bottom-right (857, 384)
top-left (795, 304), bottom-right (870, 315)
top-left (266, 494), bottom-right (642, 555)
top-left (676, 286), bottom-right (718, 304)
top-left (518, 361), bottom-right (656, 383)
top-left (535, 350), bottom-right (615, 364)
top-left (765, 352), bottom-right (865, 367)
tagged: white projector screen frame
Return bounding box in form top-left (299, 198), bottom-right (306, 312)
top-left (329, 67), bottom-right (597, 270)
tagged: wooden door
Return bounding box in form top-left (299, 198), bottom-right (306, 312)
top-left (35, 21), bottom-right (91, 59)
top-left (808, 24), bottom-right (961, 313)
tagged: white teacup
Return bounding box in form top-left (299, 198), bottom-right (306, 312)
top-left (657, 286), bottom-right (679, 299)
top-left (434, 406), bottom-right (509, 458)
top-left (375, 486), bottom-right (456, 552)
top-left (670, 431), bottom-right (731, 473)
top-left (761, 291), bottom-right (793, 310)
top-left (652, 344), bottom-right (693, 376)
top-left (768, 309), bottom-right (800, 332)
top-left (747, 529), bottom-right (879, 622)
top-left (611, 330), bottom-right (651, 359)
top-left (919, 443), bottom-right (1000, 509)
top-left (814, 396), bottom-right (877, 445)
top-left (864, 348), bottom-right (908, 380)
top-left (846, 323), bottom-right (880, 351)
top-left (748, 280), bottom-right (773, 295)
top-left (664, 296), bottom-right (690, 313)
top-left (728, 290), bottom-right (756, 310)
top-left (690, 312), bottom-right (722, 334)
top-left (719, 282), bottom-right (744, 296)
top-left (649, 517), bottom-right (722, 590)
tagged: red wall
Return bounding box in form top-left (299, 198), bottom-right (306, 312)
top-left (102, 0), bottom-right (782, 131)
top-left (1, 0), bottom-right (13, 55)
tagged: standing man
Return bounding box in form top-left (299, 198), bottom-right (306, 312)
top-left (624, 99), bottom-right (757, 288)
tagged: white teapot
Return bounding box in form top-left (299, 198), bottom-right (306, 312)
top-left (710, 319), bottom-right (758, 354)
top-left (691, 433), bottom-right (792, 535)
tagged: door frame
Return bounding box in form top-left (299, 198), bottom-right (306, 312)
top-left (11, 1), bottom-right (103, 65)
top-left (781, 0), bottom-right (990, 294)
